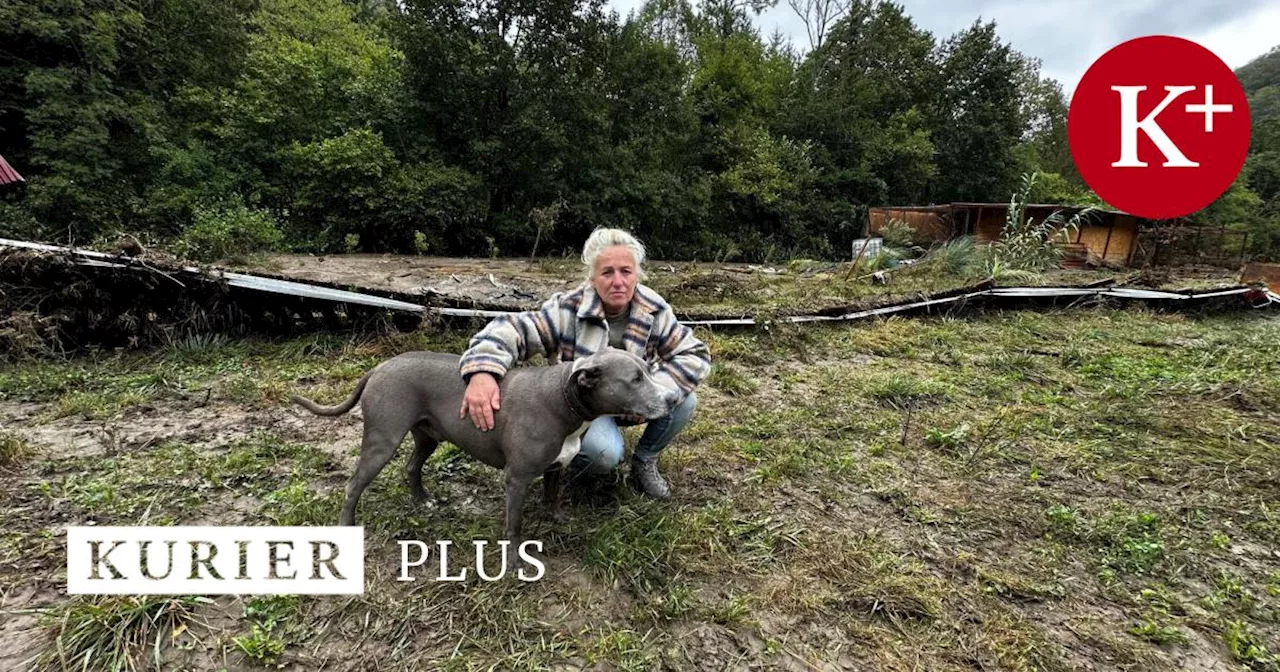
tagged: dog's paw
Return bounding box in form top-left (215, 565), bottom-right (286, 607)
top-left (504, 553), bottom-right (523, 576)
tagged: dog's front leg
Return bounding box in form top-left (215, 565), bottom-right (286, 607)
top-left (543, 465), bottom-right (568, 525)
top-left (503, 469), bottom-right (536, 573)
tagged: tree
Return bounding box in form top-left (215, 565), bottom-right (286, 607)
top-left (927, 19), bottom-right (1030, 204)
top-left (786, 0), bottom-right (850, 50)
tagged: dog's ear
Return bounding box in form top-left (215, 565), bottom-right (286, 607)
top-left (571, 362), bottom-right (603, 389)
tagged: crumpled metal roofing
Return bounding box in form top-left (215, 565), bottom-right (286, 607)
top-left (3, 237), bottom-right (1276, 327)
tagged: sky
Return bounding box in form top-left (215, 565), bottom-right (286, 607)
top-left (602, 0), bottom-right (1280, 99)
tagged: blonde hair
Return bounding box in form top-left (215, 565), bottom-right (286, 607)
top-left (581, 227), bottom-right (648, 282)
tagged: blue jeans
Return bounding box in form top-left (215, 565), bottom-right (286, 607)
top-left (572, 392), bottom-right (698, 474)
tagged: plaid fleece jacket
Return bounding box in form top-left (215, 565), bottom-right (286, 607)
top-left (458, 283), bottom-right (712, 401)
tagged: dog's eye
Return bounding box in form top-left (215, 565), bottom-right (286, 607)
top-left (633, 373), bottom-right (643, 383)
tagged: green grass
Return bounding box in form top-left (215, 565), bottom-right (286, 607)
top-left (25, 595), bottom-right (213, 672)
top-left (231, 595), bottom-right (303, 666)
top-left (6, 302), bottom-right (1280, 670)
top-left (0, 429), bottom-right (30, 467)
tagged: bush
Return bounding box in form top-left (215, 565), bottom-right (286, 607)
top-left (175, 198), bottom-right (283, 263)
top-left (878, 218), bottom-right (921, 250)
top-left (987, 172), bottom-right (1098, 275)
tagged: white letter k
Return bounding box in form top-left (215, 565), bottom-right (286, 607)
top-left (1111, 85), bottom-right (1199, 168)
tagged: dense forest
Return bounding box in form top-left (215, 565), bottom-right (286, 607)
top-left (0, 0), bottom-right (1276, 262)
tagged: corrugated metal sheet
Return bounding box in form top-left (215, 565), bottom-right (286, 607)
top-left (0, 237), bottom-right (426, 313)
top-left (3, 237), bottom-right (1275, 329)
top-left (0, 153), bottom-right (24, 185)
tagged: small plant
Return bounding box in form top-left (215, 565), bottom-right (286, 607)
top-left (1131, 617), bottom-right (1188, 645)
top-left (413, 231), bottom-right (430, 255)
top-left (878, 218), bottom-right (923, 251)
top-left (527, 199), bottom-right (564, 260)
top-left (924, 424), bottom-right (969, 451)
top-left (929, 236), bottom-right (981, 277)
top-left (1223, 620), bottom-right (1278, 671)
top-left (233, 623), bottom-right (286, 666)
top-left (344, 233), bottom-right (360, 253)
top-left (0, 429), bottom-right (30, 467)
top-left (657, 584), bottom-right (698, 619)
top-left (232, 595), bottom-right (300, 667)
top-left (707, 362), bottom-right (758, 396)
top-left (983, 172), bottom-right (1099, 278)
top-left (1044, 504), bottom-right (1080, 534)
top-left (31, 595), bottom-right (212, 671)
top-left (262, 481), bottom-right (336, 526)
top-left (862, 246), bottom-right (905, 272)
top-left (710, 594), bottom-right (753, 625)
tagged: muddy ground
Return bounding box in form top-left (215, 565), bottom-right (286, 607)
top-left (1, 256), bottom-right (1276, 671)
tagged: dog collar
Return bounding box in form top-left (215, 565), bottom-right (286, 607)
top-left (562, 375), bottom-right (595, 422)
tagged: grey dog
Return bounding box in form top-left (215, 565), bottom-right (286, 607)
top-left (291, 348), bottom-right (681, 553)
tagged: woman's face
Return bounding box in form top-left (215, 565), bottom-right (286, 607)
top-left (592, 246), bottom-right (639, 315)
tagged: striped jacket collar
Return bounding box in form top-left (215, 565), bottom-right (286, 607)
top-left (575, 283), bottom-right (664, 320)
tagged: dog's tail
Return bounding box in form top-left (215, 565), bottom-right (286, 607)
top-left (291, 371), bottom-right (372, 417)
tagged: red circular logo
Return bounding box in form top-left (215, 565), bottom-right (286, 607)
top-left (1068, 36), bottom-right (1251, 219)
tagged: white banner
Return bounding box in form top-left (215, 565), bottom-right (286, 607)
top-left (66, 526), bottom-right (364, 595)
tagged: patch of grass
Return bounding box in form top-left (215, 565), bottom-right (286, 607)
top-left (863, 373), bottom-right (953, 410)
top-left (1223, 620), bottom-right (1280, 671)
top-left (48, 389), bottom-right (151, 420)
top-left (1130, 585), bottom-right (1188, 645)
top-left (231, 595), bottom-right (302, 667)
top-left (0, 429), bottom-right (30, 467)
top-left (588, 627), bottom-right (658, 672)
top-left (977, 566), bottom-right (1066, 602)
top-left (709, 593), bottom-right (754, 626)
top-left (35, 435), bottom-right (325, 523)
top-left (924, 423), bottom-right (969, 452)
top-left (261, 480), bottom-right (341, 527)
top-left (28, 595), bottom-right (213, 672)
top-left (1043, 504), bottom-right (1167, 576)
top-left (654, 582), bottom-right (699, 620)
top-left (706, 361), bottom-right (758, 396)
top-left (701, 331), bottom-right (768, 365)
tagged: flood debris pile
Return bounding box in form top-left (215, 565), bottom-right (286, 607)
top-left (0, 244), bottom-right (421, 360)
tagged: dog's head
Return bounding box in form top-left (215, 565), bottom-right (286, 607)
top-left (569, 350), bottom-right (681, 420)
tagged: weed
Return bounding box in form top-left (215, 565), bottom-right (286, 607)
top-left (707, 361), bottom-right (758, 396)
top-left (0, 429), bottom-right (30, 467)
top-left (28, 595), bottom-right (212, 671)
top-left (261, 480), bottom-right (340, 527)
top-left (1223, 620), bottom-right (1279, 671)
top-left (231, 595), bottom-right (301, 666)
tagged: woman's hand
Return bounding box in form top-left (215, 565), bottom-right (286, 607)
top-left (460, 373), bottom-right (501, 431)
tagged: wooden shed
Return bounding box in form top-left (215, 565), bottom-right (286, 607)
top-left (868, 203), bottom-right (1201, 268)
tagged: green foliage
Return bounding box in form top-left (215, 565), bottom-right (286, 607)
top-left (1223, 620), bottom-right (1279, 671)
top-left (0, 429), bottom-right (30, 467)
top-left (176, 198), bottom-right (283, 262)
top-left (878, 219), bottom-right (921, 250)
top-left (985, 172), bottom-right (1097, 276)
top-left (233, 595), bottom-right (301, 666)
top-left (31, 595), bottom-right (213, 672)
top-left (928, 236), bottom-right (983, 277)
top-left (7, 0), bottom-right (1269, 261)
top-left (928, 20), bottom-right (1034, 203)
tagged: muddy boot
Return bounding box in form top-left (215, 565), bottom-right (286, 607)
top-left (630, 457), bottom-right (671, 500)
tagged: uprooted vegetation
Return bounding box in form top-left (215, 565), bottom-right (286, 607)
top-left (2, 286), bottom-right (1278, 670)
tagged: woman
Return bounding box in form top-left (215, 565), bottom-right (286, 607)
top-left (457, 227), bottom-right (711, 499)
